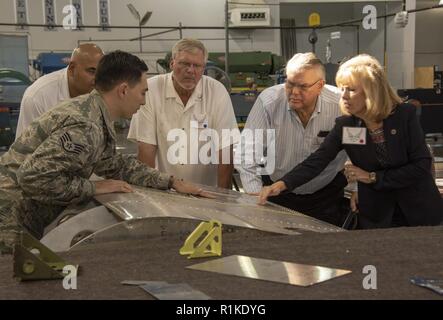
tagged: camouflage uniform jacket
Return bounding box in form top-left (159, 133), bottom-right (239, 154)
top-left (0, 90), bottom-right (170, 240)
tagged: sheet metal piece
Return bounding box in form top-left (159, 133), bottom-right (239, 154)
top-left (121, 280), bottom-right (166, 286)
top-left (140, 282), bottom-right (211, 300)
top-left (187, 255), bottom-right (352, 287)
top-left (95, 184), bottom-right (343, 235)
top-left (410, 277), bottom-right (443, 295)
top-left (70, 217), bottom-right (276, 250)
top-left (43, 184), bottom-right (343, 252)
top-left (41, 206), bottom-right (119, 252)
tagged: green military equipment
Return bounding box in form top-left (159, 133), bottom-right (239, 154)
top-left (0, 68), bottom-right (32, 85)
top-left (13, 232), bottom-right (78, 281)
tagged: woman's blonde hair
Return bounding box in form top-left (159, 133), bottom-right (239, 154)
top-left (335, 54), bottom-right (402, 122)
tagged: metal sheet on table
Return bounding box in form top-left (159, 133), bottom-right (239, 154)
top-left (140, 282), bottom-right (211, 300)
top-left (40, 205), bottom-right (119, 252)
top-left (95, 184), bottom-right (343, 235)
top-left (69, 217), bottom-right (279, 250)
top-left (187, 255), bottom-right (352, 287)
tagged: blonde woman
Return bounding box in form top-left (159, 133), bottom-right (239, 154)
top-left (258, 54), bottom-right (442, 228)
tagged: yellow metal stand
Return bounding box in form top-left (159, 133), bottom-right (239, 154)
top-left (13, 232), bottom-right (78, 281)
top-left (180, 220), bottom-right (222, 259)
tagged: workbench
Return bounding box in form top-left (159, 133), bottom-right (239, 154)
top-left (1, 226), bottom-right (442, 300)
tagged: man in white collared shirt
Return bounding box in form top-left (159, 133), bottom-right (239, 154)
top-left (235, 53), bottom-right (350, 226)
top-left (128, 39), bottom-right (239, 188)
top-left (15, 43), bottom-right (103, 138)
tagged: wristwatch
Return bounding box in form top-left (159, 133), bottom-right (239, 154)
top-left (369, 172), bottom-right (377, 184)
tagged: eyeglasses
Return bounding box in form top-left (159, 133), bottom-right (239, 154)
top-left (177, 61), bottom-right (205, 71)
top-left (286, 79), bottom-right (322, 92)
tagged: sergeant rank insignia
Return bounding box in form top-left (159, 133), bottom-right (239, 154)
top-left (60, 132), bottom-right (86, 155)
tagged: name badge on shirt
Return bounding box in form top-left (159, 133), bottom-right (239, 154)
top-left (342, 127), bottom-right (366, 145)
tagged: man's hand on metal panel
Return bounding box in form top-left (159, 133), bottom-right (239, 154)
top-left (171, 178), bottom-right (216, 199)
top-left (94, 179), bottom-right (134, 195)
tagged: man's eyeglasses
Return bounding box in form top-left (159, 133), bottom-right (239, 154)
top-left (177, 61), bottom-right (205, 71)
top-left (286, 79), bottom-right (322, 92)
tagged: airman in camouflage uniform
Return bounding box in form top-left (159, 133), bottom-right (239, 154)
top-left (0, 90), bottom-right (171, 253)
top-left (0, 50), bottom-right (206, 254)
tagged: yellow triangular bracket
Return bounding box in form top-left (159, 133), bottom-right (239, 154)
top-left (13, 232), bottom-right (78, 281)
top-left (180, 220), bottom-right (222, 259)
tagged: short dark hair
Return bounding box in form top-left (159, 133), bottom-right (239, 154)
top-left (95, 50), bottom-right (148, 92)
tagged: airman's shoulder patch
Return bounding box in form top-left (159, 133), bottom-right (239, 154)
top-left (60, 132), bottom-right (86, 155)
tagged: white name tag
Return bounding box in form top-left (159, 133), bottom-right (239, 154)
top-left (342, 127), bottom-right (366, 145)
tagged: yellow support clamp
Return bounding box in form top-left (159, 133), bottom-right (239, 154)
top-left (13, 232), bottom-right (78, 281)
top-left (180, 220), bottom-right (222, 259)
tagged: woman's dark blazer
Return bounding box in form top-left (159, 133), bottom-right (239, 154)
top-left (280, 103), bottom-right (443, 228)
